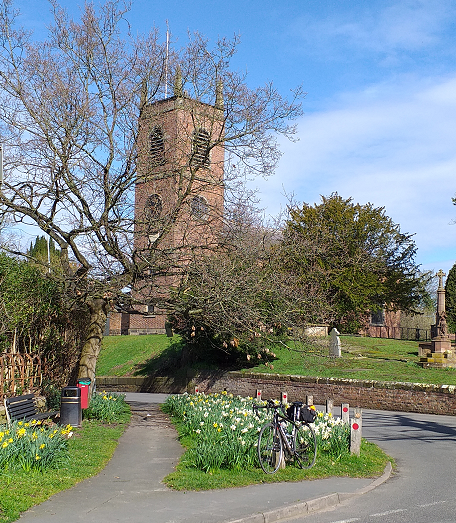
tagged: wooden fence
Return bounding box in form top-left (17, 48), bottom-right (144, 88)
top-left (0, 352), bottom-right (43, 401)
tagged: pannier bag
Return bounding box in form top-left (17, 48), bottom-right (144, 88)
top-left (286, 401), bottom-right (317, 423)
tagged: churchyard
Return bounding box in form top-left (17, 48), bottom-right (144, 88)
top-left (98, 333), bottom-right (456, 386)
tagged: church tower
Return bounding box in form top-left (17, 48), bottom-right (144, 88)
top-left (125, 76), bottom-right (225, 334)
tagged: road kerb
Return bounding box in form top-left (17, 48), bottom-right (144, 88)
top-left (223, 462), bottom-right (393, 523)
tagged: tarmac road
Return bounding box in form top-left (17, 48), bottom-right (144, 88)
top-left (283, 408), bottom-right (456, 523)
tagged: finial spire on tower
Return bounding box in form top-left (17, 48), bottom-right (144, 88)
top-left (139, 79), bottom-right (148, 114)
top-left (215, 78), bottom-right (224, 110)
top-left (173, 65), bottom-right (183, 97)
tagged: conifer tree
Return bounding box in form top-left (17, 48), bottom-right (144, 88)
top-left (445, 263), bottom-right (456, 333)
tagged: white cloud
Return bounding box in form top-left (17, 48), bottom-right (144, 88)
top-left (289, 0), bottom-right (456, 65)
top-left (253, 74), bottom-right (456, 273)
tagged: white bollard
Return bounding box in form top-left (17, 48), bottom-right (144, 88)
top-left (350, 407), bottom-right (362, 456)
top-left (326, 398), bottom-right (333, 415)
top-left (256, 389), bottom-right (262, 401)
top-left (341, 403), bottom-right (349, 424)
top-left (281, 391), bottom-right (288, 404)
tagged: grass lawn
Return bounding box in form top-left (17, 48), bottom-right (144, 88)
top-left (96, 334), bottom-right (180, 376)
top-left (91, 333), bottom-right (456, 494)
top-left (98, 334), bottom-right (456, 386)
top-left (0, 412), bottom-right (130, 523)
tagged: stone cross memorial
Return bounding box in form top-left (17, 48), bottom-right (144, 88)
top-left (419, 269), bottom-right (456, 368)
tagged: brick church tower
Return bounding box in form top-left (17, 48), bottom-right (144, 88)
top-left (111, 76), bottom-right (225, 335)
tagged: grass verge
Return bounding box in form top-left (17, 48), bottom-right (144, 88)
top-left (0, 409), bottom-right (130, 523)
top-left (163, 412), bottom-right (392, 490)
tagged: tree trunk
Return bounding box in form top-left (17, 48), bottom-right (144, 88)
top-left (77, 297), bottom-right (108, 397)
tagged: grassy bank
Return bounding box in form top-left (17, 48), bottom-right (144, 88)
top-left (0, 411), bottom-right (130, 523)
top-left (98, 334), bottom-right (456, 386)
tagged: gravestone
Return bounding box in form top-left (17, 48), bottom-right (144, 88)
top-left (329, 328), bottom-right (341, 358)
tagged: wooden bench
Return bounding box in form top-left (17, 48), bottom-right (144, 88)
top-left (4, 394), bottom-right (58, 424)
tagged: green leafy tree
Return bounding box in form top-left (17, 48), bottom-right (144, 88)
top-left (281, 193), bottom-right (430, 332)
top-left (445, 263), bottom-right (456, 333)
top-left (0, 253), bottom-right (87, 391)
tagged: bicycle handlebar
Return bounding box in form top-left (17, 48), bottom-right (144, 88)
top-left (252, 399), bottom-right (286, 417)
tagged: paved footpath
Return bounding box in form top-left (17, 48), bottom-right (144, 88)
top-left (18, 393), bottom-right (390, 523)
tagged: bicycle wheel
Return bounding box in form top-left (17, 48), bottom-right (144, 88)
top-left (258, 423), bottom-right (283, 474)
top-left (293, 422), bottom-right (317, 469)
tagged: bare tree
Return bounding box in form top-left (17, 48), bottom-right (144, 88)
top-left (168, 207), bottom-right (331, 367)
top-left (0, 0), bottom-right (302, 385)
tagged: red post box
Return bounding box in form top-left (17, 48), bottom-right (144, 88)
top-left (77, 378), bottom-right (91, 409)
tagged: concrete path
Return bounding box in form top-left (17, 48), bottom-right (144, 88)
top-left (18, 393), bottom-right (390, 523)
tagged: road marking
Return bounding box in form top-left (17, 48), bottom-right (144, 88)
top-left (370, 509), bottom-right (407, 517)
top-left (418, 500), bottom-right (447, 508)
top-left (328, 500), bottom-right (448, 523)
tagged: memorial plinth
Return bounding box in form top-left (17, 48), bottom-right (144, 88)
top-left (419, 270), bottom-right (456, 368)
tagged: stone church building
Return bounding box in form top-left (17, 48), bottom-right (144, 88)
top-left (107, 80), bottom-right (225, 335)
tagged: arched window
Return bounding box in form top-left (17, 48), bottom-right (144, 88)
top-left (191, 128), bottom-right (210, 167)
top-left (370, 308), bottom-right (385, 326)
top-left (190, 195), bottom-right (209, 221)
top-left (150, 126), bottom-right (165, 166)
top-left (145, 194), bottom-right (162, 220)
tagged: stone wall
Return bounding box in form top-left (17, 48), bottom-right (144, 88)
top-left (97, 372), bottom-right (456, 416)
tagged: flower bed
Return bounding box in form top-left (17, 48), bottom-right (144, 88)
top-left (164, 392), bottom-right (350, 473)
top-left (0, 419), bottom-right (72, 472)
top-left (85, 391), bottom-right (129, 423)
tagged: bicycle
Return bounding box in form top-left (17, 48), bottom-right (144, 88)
top-left (253, 399), bottom-right (317, 474)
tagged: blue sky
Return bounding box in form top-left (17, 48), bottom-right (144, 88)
top-left (15, 0), bottom-right (456, 276)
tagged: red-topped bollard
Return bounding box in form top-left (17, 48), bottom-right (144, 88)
top-left (77, 378), bottom-right (91, 409)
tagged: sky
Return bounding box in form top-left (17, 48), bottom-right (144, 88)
top-left (13, 0), bottom-right (456, 277)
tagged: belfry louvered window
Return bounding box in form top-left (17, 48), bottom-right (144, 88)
top-left (150, 126), bottom-right (165, 166)
top-left (191, 128), bottom-right (210, 167)
top-left (145, 194), bottom-right (162, 220)
top-left (190, 195), bottom-right (209, 221)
